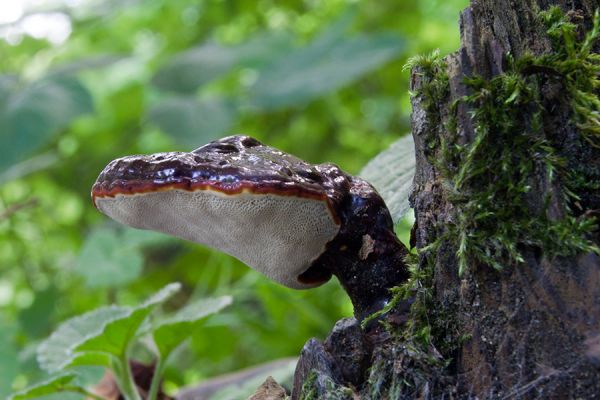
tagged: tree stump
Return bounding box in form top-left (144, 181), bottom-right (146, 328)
top-left (292, 0), bottom-right (600, 398)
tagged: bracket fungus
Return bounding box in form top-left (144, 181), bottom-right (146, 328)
top-left (92, 135), bottom-right (410, 320)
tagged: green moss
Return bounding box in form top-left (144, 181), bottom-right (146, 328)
top-left (539, 7), bottom-right (600, 146)
top-left (364, 326), bottom-right (448, 399)
top-left (299, 371), bottom-right (318, 400)
top-left (299, 370), bottom-right (353, 400)
top-left (404, 50), bottom-right (451, 156)
top-left (361, 250), bottom-right (450, 395)
top-left (449, 8), bottom-right (600, 274)
top-left (361, 251), bottom-right (433, 334)
top-left (410, 7), bottom-right (600, 277)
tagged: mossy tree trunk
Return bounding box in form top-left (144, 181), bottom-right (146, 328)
top-left (292, 0), bottom-right (600, 399)
top-left (409, 0), bottom-right (600, 397)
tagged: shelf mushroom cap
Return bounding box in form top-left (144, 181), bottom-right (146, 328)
top-left (91, 135), bottom-right (348, 289)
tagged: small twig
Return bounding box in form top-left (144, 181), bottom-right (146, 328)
top-left (0, 198), bottom-right (39, 221)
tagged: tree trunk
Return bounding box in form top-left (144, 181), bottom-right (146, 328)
top-left (291, 0), bottom-right (600, 398)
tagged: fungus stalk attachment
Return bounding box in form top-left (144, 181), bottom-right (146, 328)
top-left (92, 135), bottom-right (410, 321)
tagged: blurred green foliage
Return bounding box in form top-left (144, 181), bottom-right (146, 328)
top-left (0, 0), bottom-right (467, 396)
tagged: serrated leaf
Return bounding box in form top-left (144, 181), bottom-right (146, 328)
top-left (152, 296), bottom-right (232, 359)
top-left (0, 76), bottom-right (93, 173)
top-left (248, 14), bottom-right (404, 109)
top-left (74, 283), bottom-right (181, 358)
top-left (146, 96), bottom-right (235, 147)
top-left (37, 305), bottom-right (130, 373)
top-left (359, 134), bottom-right (416, 222)
top-left (8, 373), bottom-right (78, 400)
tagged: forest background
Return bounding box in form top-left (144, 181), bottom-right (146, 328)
top-left (0, 0), bottom-right (467, 397)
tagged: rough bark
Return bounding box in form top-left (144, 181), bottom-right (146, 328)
top-left (291, 0), bottom-right (600, 399)
top-left (411, 0), bottom-right (600, 397)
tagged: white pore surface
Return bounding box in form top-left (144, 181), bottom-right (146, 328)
top-left (95, 189), bottom-right (340, 289)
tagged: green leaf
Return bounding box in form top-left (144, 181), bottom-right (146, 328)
top-left (147, 96), bottom-right (235, 147)
top-left (19, 286), bottom-right (58, 339)
top-left (68, 352), bottom-right (113, 369)
top-left (75, 228), bottom-right (143, 288)
top-left (152, 32), bottom-right (293, 93)
top-left (0, 74), bottom-right (18, 106)
top-left (37, 305), bottom-right (130, 373)
top-left (0, 76), bottom-right (93, 173)
top-left (74, 283), bottom-right (181, 358)
top-left (359, 134), bottom-right (416, 222)
top-left (8, 373), bottom-right (78, 400)
top-left (121, 227), bottom-right (173, 248)
top-left (38, 283), bottom-right (180, 374)
top-left (0, 152), bottom-right (59, 185)
top-left (75, 227), bottom-right (172, 288)
top-left (248, 16), bottom-right (404, 109)
top-left (0, 315), bottom-right (19, 398)
top-left (152, 42), bottom-right (240, 94)
top-left (152, 296), bottom-right (232, 359)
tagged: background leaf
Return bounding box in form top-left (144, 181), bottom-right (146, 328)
top-left (0, 315), bottom-right (19, 398)
top-left (75, 229), bottom-right (144, 288)
top-left (247, 16), bottom-right (404, 109)
top-left (152, 33), bottom-right (293, 94)
top-left (147, 96), bottom-right (236, 147)
top-left (0, 76), bottom-right (93, 173)
top-left (38, 283), bottom-right (180, 373)
top-left (19, 286), bottom-right (58, 339)
top-left (360, 134), bottom-right (416, 222)
top-left (75, 227), bottom-right (172, 288)
top-left (208, 359), bottom-right (297, 400)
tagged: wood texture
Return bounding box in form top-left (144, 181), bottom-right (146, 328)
top-left (410, 0), bottom-right (600, 397)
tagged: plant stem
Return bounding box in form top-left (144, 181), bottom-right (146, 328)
top-left (66, 386), bottom-right (106, 400)
top-left (114, 354), bottom-right (142, 400)
top-left (147, 358), bottom-right (165, 400)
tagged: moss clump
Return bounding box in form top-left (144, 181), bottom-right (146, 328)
top-left (299, 371), bottom-right (318, 400)
top-left (447, 8), bottom-right (600, 274)
top-left (360, 251), bottom-right (456, 397)
top-left (408, 7), bottom-right (600, 276)
top-left (299, 370), bottom-right (354, 400)
top-left (539, 7), bottom-right (600, 146)
top-left (361, 252), bottom-right (433, 340)
top-left (404, 50), bottom-right (451, 156)
top-left (364, 339), bottom-right (449, 399)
